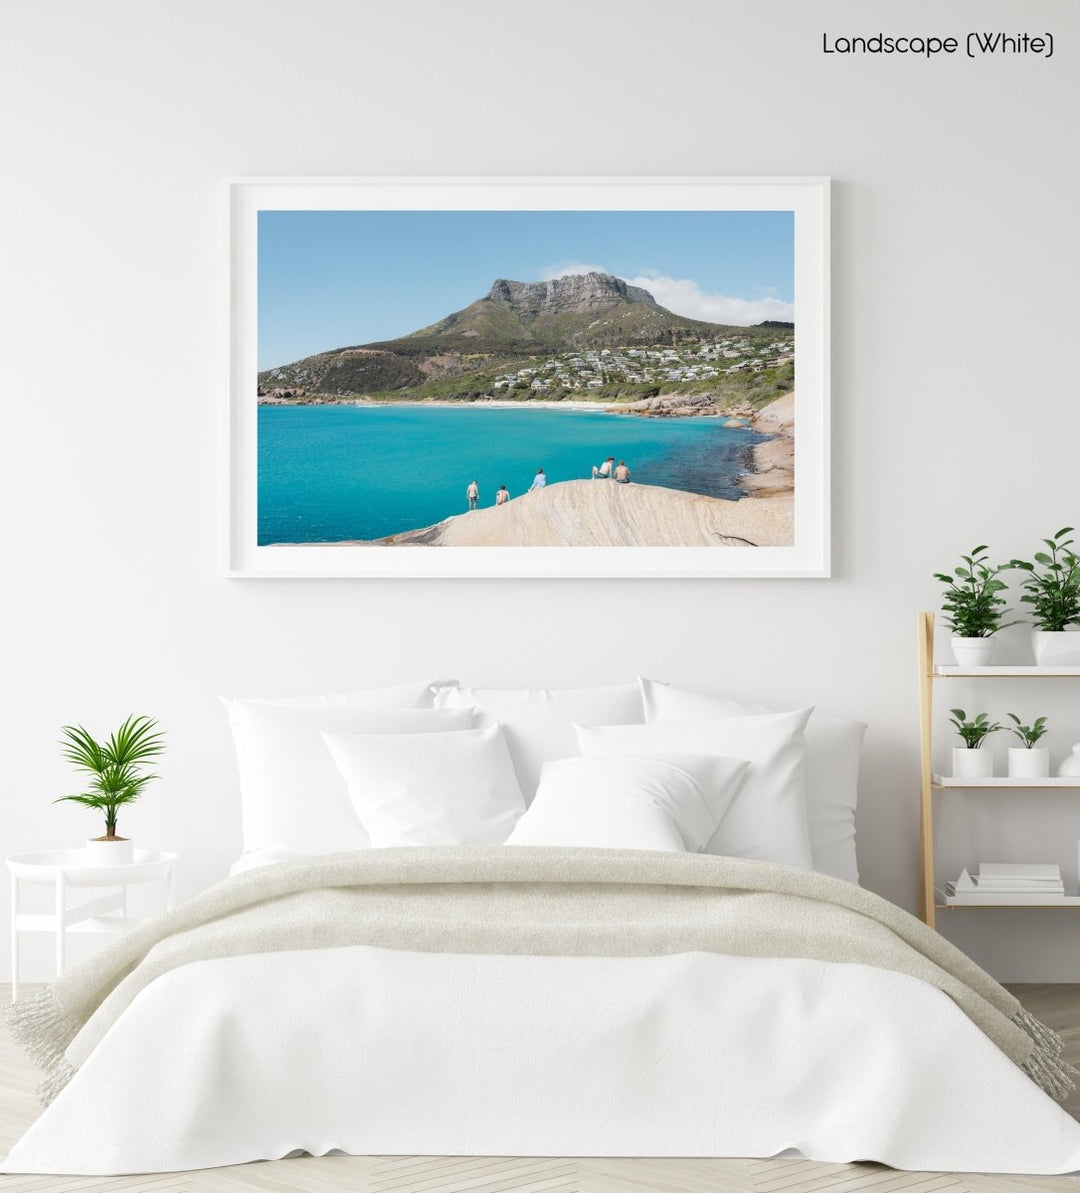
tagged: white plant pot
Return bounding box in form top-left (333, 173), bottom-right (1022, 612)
top-left (84, 837), bottom-right (134, 866)
top-left (1032, 629), bottom-right (1080, 666)
top-left (1007, 747), bottom-right (1050, 779)
top-left (952, 747), bottom-right (994, 780)
top-left (950, 636), bottom-right (994, 667)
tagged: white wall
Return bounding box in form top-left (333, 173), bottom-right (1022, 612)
top-left (2, 0), bottom-right (1077, 981)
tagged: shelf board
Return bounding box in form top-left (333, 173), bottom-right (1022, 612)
top-left (933, 774), bottom-right (1080, 789)
top-left (933, 665), bottom-right (1080, 677)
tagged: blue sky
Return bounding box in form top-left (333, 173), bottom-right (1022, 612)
top-left (258, 210), bottom-right (794, 369)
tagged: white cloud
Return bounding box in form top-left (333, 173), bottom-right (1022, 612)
top-left (622, 273), bottom-right (795, 326)
top-left (538, 262), bottom-right (793, 326)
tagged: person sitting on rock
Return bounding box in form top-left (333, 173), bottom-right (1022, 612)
top-left (613, 460), bottom-right (631, 483)
top-left (495, 485), bottom-right (510, 506)
top-left (592, 456), bottom-right (615, 480)
top-left (529, 467), bottom-right (547, 492)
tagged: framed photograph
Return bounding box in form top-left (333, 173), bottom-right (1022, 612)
top-left (229, 177), bottom-right (829, 578)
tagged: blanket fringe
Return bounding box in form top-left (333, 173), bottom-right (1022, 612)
top-left (1013, 1005), bottom-right (1077, 1102)
top-left (2, 987), bottom-right (79, 1106)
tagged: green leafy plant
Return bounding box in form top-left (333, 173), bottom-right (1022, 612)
top-left (948, 709), bottom-right (1003, 750)
top-left (933, 545), bottom-right (1017, 638)
top-left (54, 715), bottom-right (165, 840)
top-left (1009, 528), bottom-right (1080, 632)
top-left (1006, 714), bottom-right (1048, 749)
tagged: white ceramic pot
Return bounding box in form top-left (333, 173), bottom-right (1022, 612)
top-left (1032, 629), bottom-right (1080, 666)
top-left (1007, 747), bottom-right (1050, 779)
top-left (1059, 744), bottom-right (1080, 778)
top-left (84, 837), bottom-right (134, 866)
top-left (952, 747), bottom-right (994, 780)
top-left (951, 636), bottom-right (994, 667)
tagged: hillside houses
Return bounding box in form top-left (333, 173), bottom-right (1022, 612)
top-left (491, 334), bottom-right (794, 393)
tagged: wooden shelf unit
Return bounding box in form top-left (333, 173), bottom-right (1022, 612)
top-left (917, 611), bottom-right (1080, 928)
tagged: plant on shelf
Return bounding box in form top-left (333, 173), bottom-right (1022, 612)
top-left (1008, 528), bottom-right (1080, 666)
top-left (948, 709), bottom-right (1002, 780)
top-left (56, 715), bottom-right (165, 863)
top-left (1005, 713), bottom-right (1051, 779)
top-left (933, 545), bottom-right (1017, 666)
top-left (1005, 714), bottom-right (1048, 749)
top-left (948, 709), bottom-right (1002, 749)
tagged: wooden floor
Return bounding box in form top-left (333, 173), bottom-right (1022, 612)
top-left (1, 984), bottom-right (1078, 1192)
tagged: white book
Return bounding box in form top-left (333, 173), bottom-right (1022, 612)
top-left (944, 871), bottom-right (1063, 892)
top-left (979, 863), bottom-right (1062, 881)
top-left (975, 877), bottom-right (1063, 886)
top-left (940, 890), bottom-right (1080, 906)
top-left (977, 879), bottom-right (1062, 886)
top-left (944, 871), bottom-right (1067, 901)
top-left (974, 879), bottom-right (1064, 890)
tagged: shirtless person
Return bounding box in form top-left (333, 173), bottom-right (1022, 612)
top-left (466, 479), bottom-right (479, 510)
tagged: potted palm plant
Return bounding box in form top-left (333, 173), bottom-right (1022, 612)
top-left (1006, 714), bottom-right (1050, 779)
top-left (949, 709), bottom-right (1002, 780)
top-left (933, 545), bottom-right (1017, 666)
top-left (1009, 528), bottom-right (1080, 665)
top-left (56, 715), bottom-right (165, 864)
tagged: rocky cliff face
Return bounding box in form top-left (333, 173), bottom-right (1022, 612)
top-left (486, 272), bottom-right (658, 317)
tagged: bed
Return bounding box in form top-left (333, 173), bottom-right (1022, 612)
top-left (5, 679), bottom-right (1080, 1177)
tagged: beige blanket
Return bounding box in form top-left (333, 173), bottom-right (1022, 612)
top-left (6, 846), bottom-right (1075, 1105)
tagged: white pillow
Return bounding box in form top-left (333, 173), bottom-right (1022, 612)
top-left (505, 754), bottom-right (749, 852)
top-left (323, 723), bottom-right (526, 847)
top-left (639, 678), bottom-right (865, 883)
top-left (576, 707), bottom-right (813, 869)
top-left (221, 700), bottom-right (474, 855)
top-left (434, 683), bottom-right (645, 801)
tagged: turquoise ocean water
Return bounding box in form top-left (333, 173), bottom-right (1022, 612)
top-left (258, 405), bottom-right (767, 544)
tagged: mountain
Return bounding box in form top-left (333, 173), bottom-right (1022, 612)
top-left (388, 271), bottom-right (728, 355)
top-left (258, 271), bottom-right (791, 400)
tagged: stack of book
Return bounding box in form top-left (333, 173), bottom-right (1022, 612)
top-left (942, 863), bottom-right (1070, 905)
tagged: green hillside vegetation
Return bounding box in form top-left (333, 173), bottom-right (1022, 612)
top-left (261, 348), bottom-right (423, 395)
top-left (350, 360), bottom-right (793, 410)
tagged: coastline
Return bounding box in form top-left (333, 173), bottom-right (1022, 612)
top-left (741, 392), bottom-right (795, 498)
top-left (258, 395), bottom-right (629, 413)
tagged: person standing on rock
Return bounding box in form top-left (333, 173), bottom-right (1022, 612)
top-left (495, 485), bottom-right (510, 506)
top-left (466, 479), bottom-right (479, 511)
top-left (529, 467), bottom-right (546, 492)
top-left (614, 460), bottom-right (631, 483)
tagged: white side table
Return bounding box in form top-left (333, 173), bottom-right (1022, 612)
top-left (8, 849), bottom-right (177, 1001)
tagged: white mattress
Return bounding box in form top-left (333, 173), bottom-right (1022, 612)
top-left (5, 945), bottom-right (1080, 1175)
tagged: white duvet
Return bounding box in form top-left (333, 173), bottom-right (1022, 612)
top-left (6, 945), bottom-right (1080, 1176)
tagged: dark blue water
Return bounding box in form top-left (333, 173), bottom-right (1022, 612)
top-left (257, 405), bottom-right (766, 544)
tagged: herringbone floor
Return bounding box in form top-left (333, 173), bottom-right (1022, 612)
top-left (1, 984), bottom-right (1077, 1192)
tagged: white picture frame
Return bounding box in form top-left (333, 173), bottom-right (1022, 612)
top-left (229, 176), bottom-right (829, 578)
